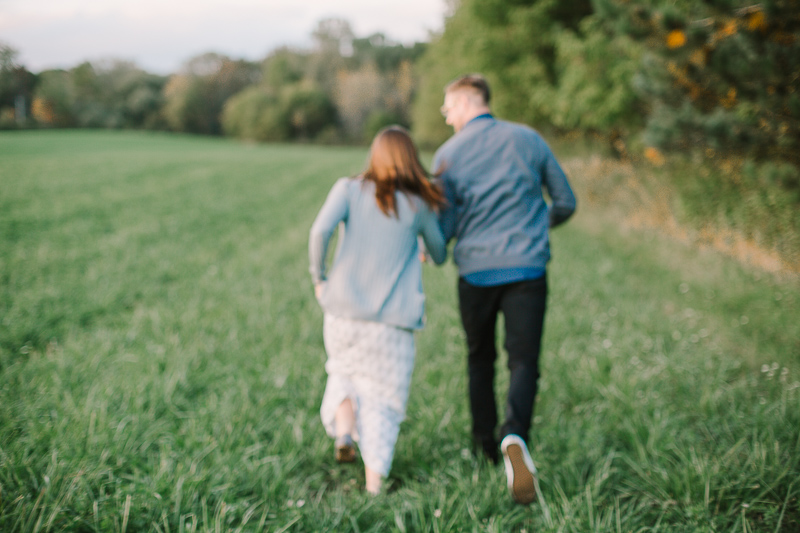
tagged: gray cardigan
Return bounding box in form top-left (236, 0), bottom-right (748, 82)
top-left (309, 177), bottom-right (446, 330)
top-left (433, 116), bottom-right (576, 276)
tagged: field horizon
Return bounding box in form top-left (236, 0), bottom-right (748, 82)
top-left (1, 130), bottom-right (798, 532)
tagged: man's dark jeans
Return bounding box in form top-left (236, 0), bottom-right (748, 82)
top-left (458, 275), bottom-right (548, 459)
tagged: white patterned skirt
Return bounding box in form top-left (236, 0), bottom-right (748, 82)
top-left (320, 313), bottom-right (416, 477)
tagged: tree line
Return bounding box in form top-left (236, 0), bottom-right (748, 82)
top-left (0, 18), bottom-right (425, 144)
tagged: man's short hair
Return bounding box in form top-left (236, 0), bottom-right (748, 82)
top-left (445, 74), bottom-right (491, 105)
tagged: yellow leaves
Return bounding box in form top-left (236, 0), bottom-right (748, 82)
top-left (660, 6), bottom-right (779, 58)
top-left (720, 88), bottom-right (737, 109)
top-left (644, 147), bottom-right (665, 166)
top-left (757, 120), bottom-right (793, 141)
top-left (663, 8), bottom-right (765, 55)
top-left (659, 9), bottom-right (767, 113)
top-left (666, 30), bottom-right (687, 49)
top-left (718, 20), bottom-right (738, 38)
top-left (708, 19), bottom-right (739, 46)
top-left (666, 61), bottom-right (703, 101)
top-left (770, 31), bottom-right (796, 46)
top-left (31, 97), bottom-right (55, 125)
top-left (689, 49), bottom-right (707, 67)
top-left (746, 11), bottom-right (767, 32)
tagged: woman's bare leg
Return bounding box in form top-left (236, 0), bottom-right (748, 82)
top-left (335, 398), bottom-right (355, 437)
top-left (365, 466), bottom-right (383, 495)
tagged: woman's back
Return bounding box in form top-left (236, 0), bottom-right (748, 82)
top-left (309, 177), bottom-right (445, 330)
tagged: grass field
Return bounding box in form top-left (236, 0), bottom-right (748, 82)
top-left (1, 130), bottom-right (798, 532)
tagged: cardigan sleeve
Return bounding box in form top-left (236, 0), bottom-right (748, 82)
top-left (309, 178), bottom-right (350, 284)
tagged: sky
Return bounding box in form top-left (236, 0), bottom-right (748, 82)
top-left (1, 0), bottom-right (449, 74)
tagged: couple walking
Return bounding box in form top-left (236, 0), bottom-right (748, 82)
top-left (308, 74), bottom-right (577, 502)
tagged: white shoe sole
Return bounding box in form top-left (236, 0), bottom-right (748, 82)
top-left (501, 434), bottom-right (537, 504)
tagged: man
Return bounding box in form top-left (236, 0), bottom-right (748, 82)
top-left (433, 74), bottom-right (576, 505)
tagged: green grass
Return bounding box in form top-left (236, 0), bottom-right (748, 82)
top-left (1, 130), bottom-right (798, 532)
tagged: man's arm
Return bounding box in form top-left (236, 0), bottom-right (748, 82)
top-left (542, 150), bottom-right (576, 228)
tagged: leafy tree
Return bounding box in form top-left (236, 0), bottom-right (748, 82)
top-left (32, 70), bottom-right (75, 127)
top-left (411, 5), bottom-right (485, 148)
top-left (222, 83), bottom-right (336, 142)
top-left (262, 47), bottom-right (307, 90)
top-left (549, 16), bottom-right (645, 135)
top-left (312, 18), bottom-right (356, 54)
top-left (0, 43), bottom-right (36, 128)
top-left (163, 53), bottom-right (259, 134)
top-left (334, 64), bottom-right (387, 140)
top-left (28, 60), bottom-right (166, 129)
top-left (222, 86), bottom-right (289, 142)
top-left (351, 33), bottom-right (427, 73)
top-left (306, 18), bottom-right (353, 94)
top-left (226, 21), bottom-right (426, 144)
top-left (363, 109), bottom-right (408, 141)
top-left (116, 67), bottom-right (167, 129)
top-left (623, 0), bottom-right (800, 167)
top-left (283, 86), bottom-right (337, 140)
top-left (412, 0), bottom-right (597, 147)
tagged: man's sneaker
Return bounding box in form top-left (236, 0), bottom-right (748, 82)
top-left (500, 434), bottom-right (537, 504)
top-left (334, 434), bottom-right (356, 463)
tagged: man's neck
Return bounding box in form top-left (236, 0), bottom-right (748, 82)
top-left (456, 107), bottom-right (491, 132)
top-left (466, 107), bottom-right (491, 122)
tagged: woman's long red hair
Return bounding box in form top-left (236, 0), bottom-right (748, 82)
top-left (362, 126), bottom-right (445, 217)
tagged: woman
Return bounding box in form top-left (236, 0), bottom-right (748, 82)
top-left (308, 126), bottom-right (446, 494)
